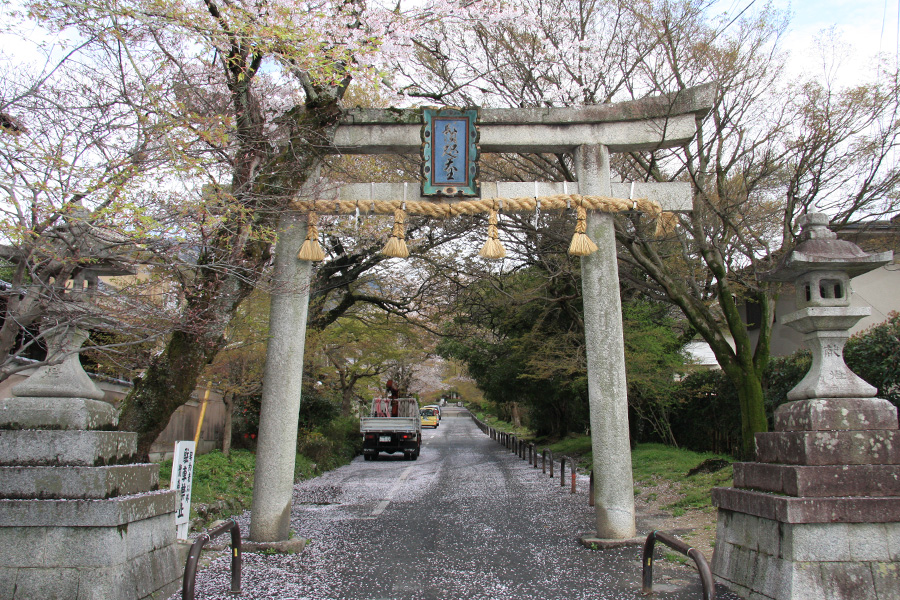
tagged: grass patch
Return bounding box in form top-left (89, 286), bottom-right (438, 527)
top-left (158, 449), bottom-right (256, 523)
top-left (158, 438), bottom-right (357, 529)
top-left (476, 414), bottom-right (734, 515)
top-left (632, 443), bottom-right (734, 513)
top-left (543, 435), bottom-right (593, 469)
top-left (474, 412), bottom-right (533, 438)
top-left (664, 552), bottom-right (688, 565)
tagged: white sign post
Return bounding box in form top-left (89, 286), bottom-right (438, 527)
top-left (171, 440), bottom-right (196, 540)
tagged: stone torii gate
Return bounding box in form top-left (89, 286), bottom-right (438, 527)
top-left (249, 85), bottom-right (714, 543)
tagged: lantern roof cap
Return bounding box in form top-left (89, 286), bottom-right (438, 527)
top-left (765, 213), bottom-right (893, 281)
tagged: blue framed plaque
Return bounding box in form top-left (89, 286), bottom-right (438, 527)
top-left (421, 108), bottom-right (479, 196)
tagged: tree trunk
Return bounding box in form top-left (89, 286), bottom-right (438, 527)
top-left (723, 363), bottom-right (769, 459)
top-left (116, 79), bottom-right (345, 457)
top-left (341, 387), bottom-right (355, 417)
top-left (117, 329), bottom-right (221, 458)
top-left (222, 391), bottom-right (234, 457)
top-left (510, 401), bottom-right (521, 427)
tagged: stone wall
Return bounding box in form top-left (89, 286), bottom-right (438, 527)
top-left (714, 510), bottom-right (900, 600)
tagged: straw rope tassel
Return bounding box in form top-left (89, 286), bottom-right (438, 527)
top-left (655, 212), bottom-right (679, 237)
top-left (298, 212), bottom-right (325, 261)
top-left (568, 204), bottom-right (599, 256)
top-left (479, 209), bottom-right (506, 259)
top-left (382, 209), bottom-right (410, 258)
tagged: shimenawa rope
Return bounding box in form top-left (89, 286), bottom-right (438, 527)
top-left (292, 193), bottom-right (668, 261)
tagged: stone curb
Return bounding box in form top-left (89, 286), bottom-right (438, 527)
top-left (0, 489), bottom-right (177, 527)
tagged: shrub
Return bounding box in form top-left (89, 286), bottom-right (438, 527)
top-left (297, 431), bottom-right (334, 464)
top-left (231, 383), bottom-right (341, 449)
top-left (763, 351), bottom-right (811, 415)
top-left (656, 313), bottom-right (900, 456)
top-left (845, 312), bottom-right (900, 407)
top-left (296, 415), bottom-right (362, 470)
top-left (666, 369), bottom-right (742, 456)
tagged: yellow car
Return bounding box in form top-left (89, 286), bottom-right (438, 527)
top-left (420, 408), bottom-right (439, 428)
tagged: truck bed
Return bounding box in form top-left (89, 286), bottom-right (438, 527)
top-left (360, 416), bottom-right (419, 433)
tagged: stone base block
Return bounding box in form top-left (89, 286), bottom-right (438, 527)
top-left (0, 396), bottom-right (118, 430)
top-left (713, 509), bottom-right (900, 600)
top-left (0, 464), bottom-right (160, 499)
top-left (712, 486), bottom-right (900, 523)
top-left (733, 462), bottom-right (900, 497)
top-left (0, 489), bottom-right (177, 527)
top-left (755, 430), bottom-right (900, 466)
top-left (0, 429), bottom-right (137, 466)
top-left (0, 497), bottom-right (182, 599)
top-left (578, 531), bottom-right (644, 548)
top-left (774, 398), bottom-right (899, 432)
top-left (0, 545), bottom-right (183, 600)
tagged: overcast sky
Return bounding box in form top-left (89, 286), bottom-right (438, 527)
top-left (766, 0), bottom-right (899, 82)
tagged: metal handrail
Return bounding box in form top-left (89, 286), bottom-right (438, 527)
top-left (472, 414), bottom-right (595, 505)
top-left (642, 531), bottom-right (715, 600)
top-left (182, 518), bottom-right (242, 599)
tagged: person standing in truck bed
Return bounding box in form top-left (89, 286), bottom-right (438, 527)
top-left (386, 379), bottom-right (399, 417)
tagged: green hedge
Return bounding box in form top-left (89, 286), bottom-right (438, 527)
top-left (654, 313), bottom-right (900, 455)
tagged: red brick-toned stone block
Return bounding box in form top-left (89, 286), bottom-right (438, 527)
top-left (755, 430), bottom-right (900, 466)
top-left (712, 486), bottom-right (900, 523)
top-left (733, 463), bottom-right (900, 497)
top-left (774, 398), bottom-right (899, 432)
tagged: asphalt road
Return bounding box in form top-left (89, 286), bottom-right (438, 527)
top-left (184, 407), bottom-right (740, 600)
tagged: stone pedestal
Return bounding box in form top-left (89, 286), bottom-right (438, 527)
top-left (712, 398), bottom-right (900, 599)
top-left (0, 327), bottom-right (183, 600)
top-left (712, 213), bottom-right (898, 599)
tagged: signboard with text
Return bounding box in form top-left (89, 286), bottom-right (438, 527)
top-left (171, 440), bottom-right (196, 540)
top-left (421, 108), bottom-right (479, 196)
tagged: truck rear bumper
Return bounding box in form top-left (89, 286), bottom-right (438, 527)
top-left (363, 433), bottom-right (419, 454)
top-left (363, 442), bottom-right (418, 453)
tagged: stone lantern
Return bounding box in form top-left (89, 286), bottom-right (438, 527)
top-left (712, 213), bottom-right (899, 600)
top-left (773, 212), bottom-right (890, 404)
top-left (0, 257), bottom-right (183, 598)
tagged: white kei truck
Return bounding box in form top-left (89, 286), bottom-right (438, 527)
top-left (360, 397), bottom-right (421, 461)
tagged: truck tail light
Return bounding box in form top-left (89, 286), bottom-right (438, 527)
top-left (365, 434), bottom-right (375, 440)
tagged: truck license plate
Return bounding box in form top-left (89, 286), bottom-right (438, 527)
top-left (379, 436), bottom-right (391, 443)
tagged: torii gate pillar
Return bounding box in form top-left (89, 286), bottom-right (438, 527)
top-left (250, 212), bottom-right (312, 542)
top-left (576, 145), bottom-right (637, 541)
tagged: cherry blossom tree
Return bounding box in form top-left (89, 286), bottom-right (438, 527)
top-left (3, 0), bottom-right (514, 455)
